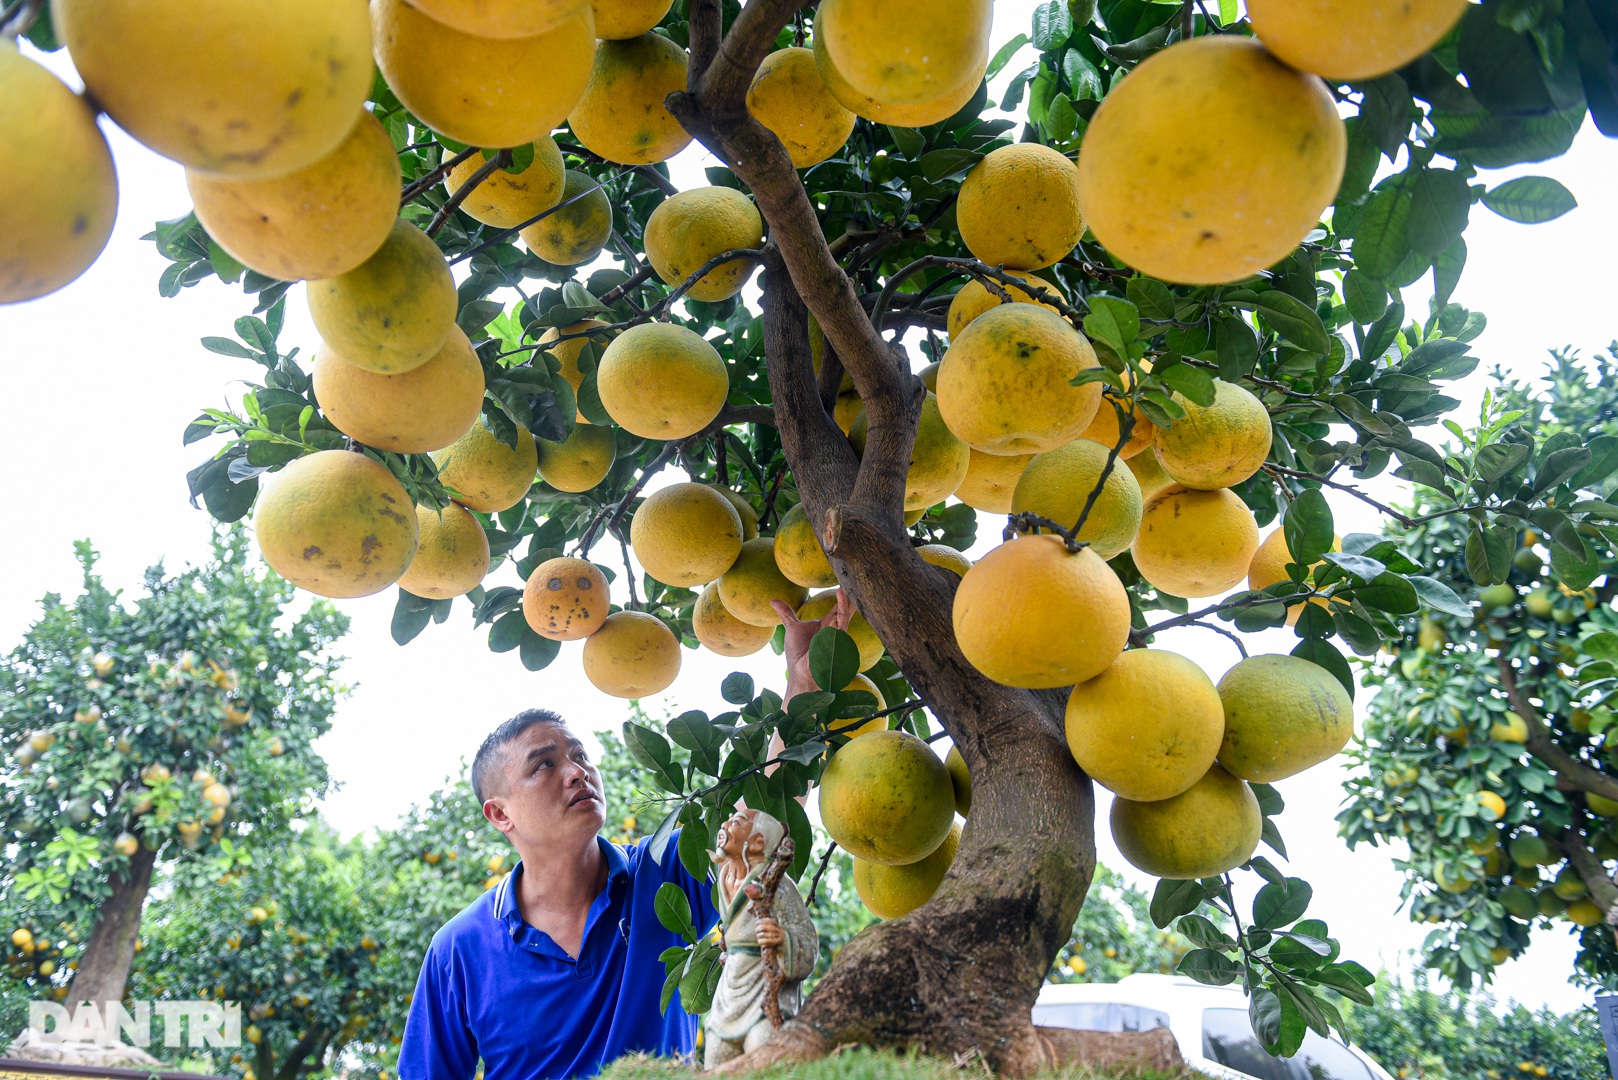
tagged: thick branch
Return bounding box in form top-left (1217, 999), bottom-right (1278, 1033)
top-left (1557, 827), bottom-right (1618, 916)
top-left (1497, 655), bottom-right (1618, 804)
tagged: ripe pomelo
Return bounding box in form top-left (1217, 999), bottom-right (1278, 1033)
top-left (853, 822), bottom-right (960, 918)
top-left (953, 535), bottom-right (1130, 689)
top-left (644, 187), bottom-right (765, 302)
top-left (536, 423), bottom-right (617, 493)
top-left (582, 611), bottom-right (681, 698)
top-left (56, 0), bottom-right (371, 179)
top-left (948, 271), bottom-right (1065, 340)
top-left (629, 482), bottom-right (745, 588)
top-left (1248, 0), bottom-right (1470, 82)
top-left (1126, 450), bottom-right (1176, 505)
top-left (849, 392), bottom-right (970, 510)
top-left (0, 42), bottom-right (117, 304)
top-left (373, 0), bottom-right (596, 148)
top-left (313, 326), bottom-right (484, 454)
top-left (568, 33), bottom-right (692, 165)
top-left (1568, 898), bottom-right (1605, 927)
top-left (410, 0), bottom-right (588, 38)
top-left (819, 730), bottom-right (956, 865)
top-left (693, 581), bottom-right (774, 657)
top-left (445, 139), bottom-right (566, 229)
top-left (1216, 654), bottom-right (1354, 783)
top-left (818, 0), bottom-right (991, 107)
top-left (958, 144), bottom-right (1086, 271)
top-left (188, 111), bottom-right (399, 283)
top-left (523, 556), bottom-right (609, 640)
top-left (798, 592), bottom-right (884, 672)
top-left (1132, 487), bottom-right (1260, 598)
top-left (1153, 380), bottom-right (1273, 490)
top-left (540, 319), bottom-right (615, 421)
top-left (918, 545), bottom-right (972, 579)
top-left (597, 323), bottom-right (729, 440)
top-left (826, 674), bottom-right (889, 737)
top-left (521, 171), bottom-right (614, 266)
top-left (775, 503), bottom-right (837, 589)
top-left (1010, 438), bottom-right (1144, 560)
top-left (747, 46), bottom-right (857, 170)
top-left (398, 504), bottom-right (490, 600)
top-left (430, 422), bottom-right (538, 514)
top-left (720, 538), bottom-right (810, 627)
top-left (944, 746), bottom-right (971, 815)
top-left (1076, 36), bottom-right (1345, 285)
top-left (709, 486), bottom-right (759, 541)
top-left (1110, 765), bottom-right (1262, 879)
top-left (1080, 396), bottom-right (1157, 460)
top-left (1247, 529), bottom-right (1343, 626)
top-left (306, 218), bottom-right (458, 374)
top-left (254, 451), bottom-right (418, 599)
top-left (811, 21), bottom-right (982, 128)
top-left (937, 304), bottom-right (1102, 456)
top-left (1066, 650), bottom-right (1225, 802)
top-left (955, 450), bottom-right (1031, 514)
top-left (591, 0), bottom-right (673, 39)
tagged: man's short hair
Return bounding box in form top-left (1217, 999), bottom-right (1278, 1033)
top-left (471, 708), bottom-right (567, 804)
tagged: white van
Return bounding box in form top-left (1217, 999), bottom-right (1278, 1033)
top-left (1032, 973), bottom-right (1396, 1080)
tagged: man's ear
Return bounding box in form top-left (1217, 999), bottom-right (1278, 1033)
top-left (483, 796), bottom-right (516, 836)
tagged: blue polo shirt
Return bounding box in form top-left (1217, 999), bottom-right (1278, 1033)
top-left (398, 833), bottom-right (721, 1080)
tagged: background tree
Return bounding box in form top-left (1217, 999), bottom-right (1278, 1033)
top-left (0, 529), bottom-right (348, 1017)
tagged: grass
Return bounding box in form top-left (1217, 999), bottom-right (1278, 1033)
top-left (598, 1046), bottom-right (1209, 1080)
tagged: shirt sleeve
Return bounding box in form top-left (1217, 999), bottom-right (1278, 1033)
top-left (665, 828), bottom-right (722, 933)
top-left (397, 937), bottom-right (479, 1080)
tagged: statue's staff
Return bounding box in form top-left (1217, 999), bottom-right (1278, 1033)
top-left (746, 837), bottom-right (795, 1030)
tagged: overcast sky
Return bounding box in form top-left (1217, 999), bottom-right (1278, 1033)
top-left (4, 2), bottom-right (1617, 1017)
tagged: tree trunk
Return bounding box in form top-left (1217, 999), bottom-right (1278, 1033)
top-left (68, 844), bottom-right (157, 1010)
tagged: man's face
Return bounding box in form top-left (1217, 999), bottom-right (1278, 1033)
top-left (483, 721), bottom-right (606, 849)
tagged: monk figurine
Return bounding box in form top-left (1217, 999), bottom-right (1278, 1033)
top-left (703, 808), bottom-right (818, 1068)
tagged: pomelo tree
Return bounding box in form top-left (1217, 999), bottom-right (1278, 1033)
top-left (0, 530), bottom-right (347, 1013)
top-left (10, 0), bottom-right (1618, 1071)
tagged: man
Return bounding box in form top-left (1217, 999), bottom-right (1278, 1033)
top-left (398, 591), bottom-right (852, 1079)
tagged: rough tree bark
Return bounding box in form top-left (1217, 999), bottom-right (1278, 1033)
top-left (67, 843), bottom-right (158, 1010)
top-left (667, 3), bottom-right (1177, 1073)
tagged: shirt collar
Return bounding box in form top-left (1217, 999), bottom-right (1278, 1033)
top-left (495, 836), bottom-right (630, 929)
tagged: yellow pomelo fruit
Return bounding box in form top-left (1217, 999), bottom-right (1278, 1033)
top-left (849, 392), bottom-right (970, 511)
top-left (523, 556), bottom-right (609, 640)
top-left (693, 581), bottom-right (774, 657)
top-left (818, 0), bottom-right (991, 107)
top-left (834, 392), bottom-right (865, 436)
top-left (1435, 863), bottom-right (1476, 894)
top-left (958, 144), bottom-right (1086, 271)
top-left (1010, 439), bottom-right (1144, 560)
top-left (1080, 397), bottom-right (1157, 460)
top-left (630, 482), bottom-right (745, 588)
top-left (188, 112), bottom-right (398, 283)
top-left (1248, 0), bottom-right (1470, 82)
top-left (568, 33), bottom-right (692, 165)
top-left (56, 0), bottom-right (370, 179)
top-left (1490, 712), bottom-right (1529, 744)
top-left (798, 592), bottom-right (884, 672)
top-left (0, 43), bottom-right (117, 304)
top-left (1066, 650), bottom-right (1225, 802)
top-left (374, 0), bottom-right (596, 148)
top-left (1132, 487), bottom-right (1260, 599)
top-left (306, 218), bottom-right (457, 374)
top-left (644, 187), bottom-right (765, 302)
top-left (1110, 765), bottom-right (1262, 880)
top-left (430, 422), bottom-right (538, 513)
top-left (596, 323), bottom-right (729, 440)
top-left (536, 423), bottom-right (617, 492)
top-left (591, 0), bottom-right (673, 39)
top-left (1077, 36), bottom-right (1346, 286)
top-left (953, 534), bottom-right (1130, 689)
top-left (775, 503), bottom-right (837, 589)
top-left (748, 47), bottom-right (857, 169)
top-left (709, 486), bottom-right (759, 541)
top-left (1126, 449), bottom-right (1176, 505)
top-left (582, 610), bottom-right (681, 698)
top-left (312, 327), bottom-right (484, 454)
top-left (541, 320), bottom-right (616, 420)
top-left (943, 745), bottom-right (971, 815)
top-left (819, 730), bottom-right (956, 866)
top-left (522, 171), bottom-right (614, 266)
top-left (1216, 654), bottom-right (1354, 783)
top-left (956, 450), bottom-right (1032, 514)
top-left (812, 21), bottom-right (982, 128)
top-left (1588, 792), bottom-right (1618, 817)
top-left (937, 303), bottom-right (1102, 456)
top-left (720, 539), bottom-right (810, 627)
top-left (827, 674), bottom-right (889, 737)
top-left (1568, 898), bottom-right (1606, 927)
top-left (409, 0), bottom-right (588, 38)
top-left (948, 272), bottom-right (1065, 340)
top-left (398, 504), bottom-right (490, 599)
top-left (445, 139), bottom-right (566, 229)
top-left (1247, 529), bottom-right (1343, 627)
top-left (1153, 380), bottom-right (1273, 490)
top-left (254, 451), bottom-right (418, 599)
top-left (918, 545), bottom-right (972, 579)
top-left (853, 822), bottom-right (960, 919)
top-left (917, 361), bottom-right (940, 392)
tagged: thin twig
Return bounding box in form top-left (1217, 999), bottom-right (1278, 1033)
top-left (618, 530), bottom-right (641, 610)
top-left (448, 180), bottom-right (602, 266)
top-left (805, 842), bottom-right (839, 907)
top-left (428, 149), bottom-right (513, 237)
top-left (400, 145), bottom-right (481, 207)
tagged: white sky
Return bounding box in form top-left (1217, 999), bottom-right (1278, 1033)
top-left (5, 2), bottom-right (1617, 1017)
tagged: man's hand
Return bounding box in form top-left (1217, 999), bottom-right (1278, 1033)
top-left (771, 588), bottom-right (855, 702)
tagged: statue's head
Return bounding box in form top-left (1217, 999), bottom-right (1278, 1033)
top-left (711, 807), bottom-right (785, 868)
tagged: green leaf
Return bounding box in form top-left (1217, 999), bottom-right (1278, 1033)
top-left (1083, 295), bottom-right (1140, 360)
top-left (1342, 272), bottom-right (1387, 325)
top-left (1126, 277), bottom-right (1176, 321)
top-left (1480, 176), bottom-right (1578, 223)
top-left (1250, 988), bottom-right (1283, 1046)
top-left (518, 628), bottom-right (560, 671)
top-left (1149, 878), bottom-right (1206, 928)
top-left (1347, 571), bottom-right (1419, 615)
top-left (1178, 949), bottom-right (1241, 986)
top-left (391, 590), bottom-right (434, 646)
top-left (1406, 168), bottom-right (1473, 258)
top-left (919, 148), bottom-right (983, 183)
top-left (1156, 363), bottom-right (1215, 407)
top-left (1465, 523), bottom-right (1513, 585)
top-left (1060, 50), bottom-right (1104, 101)
top-left (1214, 315), bottom-right (1258, 381)
top-left (1351, 187), bottom-right (1411, 280)
top-left (1407, 576), bottom-right (1472, 618)
top-left (1311, 964), bottom-right (1375, 1005)
top-left (648, 804), bottom-right (682, 865)
top-left (1253, 876), bottom-right (1313, 929)
top-left (886, 125), bottom-right (925, 159)
top-left (1571, 435), bottom-right (1618, 489)
top-left (1291, 638), bottom-right (1354, 701)
top-left (654, 881), bottom-right (698, 942)
top-left (1176, 914), bottom-right (1235, 950)
top-left (624, 722), bottom-right (684, 795)
top-left (488, 610), bottom-right (526, 652)
top-left (1254, 291), bottom-right (1330, 355)
top-left (1361, 299), bottom-right (1406, 362)
top-left (1535, 446), bottom-right (1593, 494)
top-left (808, 627), bottom-right (861, 697)
top-left (986, 33), bottom-right (1031, 80)
top-left (1031, 0), bottom-right (1074, 50)
top-left (1283, 489), bottom-right (1334, 568)
top-left (677, 816), bottom-right (711, 883)
top-left (720, 673), bottom-right (755, 705)
top-left (1552, 539), bottom-right (1602, 591)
